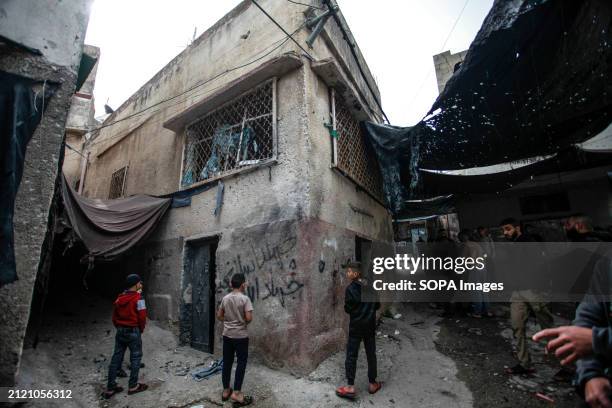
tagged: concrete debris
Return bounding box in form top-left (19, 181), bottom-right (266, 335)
top-left (467, 328), bottom-right (482, 336)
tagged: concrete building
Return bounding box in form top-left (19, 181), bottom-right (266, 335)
top-left (0, 0), bottom-right (93, 386)
top-left (63, 44), bottom-right (100, 190)
top-left (78, 0), bottom-right (392, 373)
top-left (433, 49), bottom-right (468, 94)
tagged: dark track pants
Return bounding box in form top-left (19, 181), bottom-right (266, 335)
top-left (345, 332), bottom-right (377, 386)
top-left (222, 336), bottom-right (249, 391)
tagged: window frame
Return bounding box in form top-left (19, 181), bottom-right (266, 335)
top-left (329, 88), bottom-right (385, 205)
top-left (109, 165), bottom-right (128, 199)
top-left (178, 77), bottom-right (278, 190)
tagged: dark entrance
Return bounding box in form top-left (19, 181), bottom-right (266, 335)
top-left (185, 238), bottom-right (217, 353)
top-left (355, 236), bottom-right (372, 279)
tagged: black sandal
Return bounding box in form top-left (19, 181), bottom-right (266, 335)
top-left (222, 388), bottom-right (233, 401)
top-left (128, 383), bottom-right (148, 395)
top-left (101, 386), bottom-right (124, 399)
top-left (232, 395), bottom-right (253, 407)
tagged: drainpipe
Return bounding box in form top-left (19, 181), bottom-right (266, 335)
top-left (78, 133), bottom-right (90, 195)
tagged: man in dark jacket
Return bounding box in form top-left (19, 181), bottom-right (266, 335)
top-left (336, 262), bottom-right (382, 400)
top-left (102, 274), bottom-right (148, 399)
top-left (533, 256), bottom-right (612, 407)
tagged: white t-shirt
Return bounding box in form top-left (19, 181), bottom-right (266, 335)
top-left (220, 291), bottom-right (253, 339)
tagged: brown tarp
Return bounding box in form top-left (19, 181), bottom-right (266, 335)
top-left (61, 174), bottom-right (171, 263)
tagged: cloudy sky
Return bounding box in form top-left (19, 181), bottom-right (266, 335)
top-left (85, 0), bottom-right (493, 126)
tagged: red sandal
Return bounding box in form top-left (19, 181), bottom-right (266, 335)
top-left (335, 386), bottom-right (356, 400)
top-left (101, 386), bottom-right (124, 399)
top-left (222, 388), bottom-right (233, 401)
top-left (128, 383), bottom-right (148, 395)
top-left (369, 381), bottom-right (383, 394)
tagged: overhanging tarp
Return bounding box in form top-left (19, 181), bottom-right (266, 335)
top-left (61, 175), bottom-right (171, 263)
top-left (364, 0), bottom-right (612, 214)
top-left (0, 71), bottom-right (55, 287)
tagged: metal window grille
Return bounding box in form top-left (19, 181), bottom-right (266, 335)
top-left (181, 79), bottom-right (276, 187)
top-left (332, 92), bottom-right (384, 201)
top-left (109, 166), bottom-right (128, 199)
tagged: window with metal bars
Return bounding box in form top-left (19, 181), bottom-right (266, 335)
top-left (331, 90), bottom-right (384, 202)
top-left (109, 166), bottom-right (128, 199)
top-left (181, 79), bottom-right (276, 187)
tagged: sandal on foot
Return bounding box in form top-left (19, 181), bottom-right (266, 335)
top-left (232, 395), bottom-right (253, 407)
top-left (222, 388), bottom-right (233, 401)
top-left (101, 386), bottom-right (124, 399)
top-left (369, 381), bottom-right (383, 394)
top-left (505, 364), bottom-right (535, 375)
top-left (128, 383), bottom-right (148, 395)
top-left (336, 386), bottom-right (356, 400)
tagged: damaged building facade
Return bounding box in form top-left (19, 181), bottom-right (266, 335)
top-left (62, 44), bottom-right (100, 191)
top-left (0, 0), bottom-right (93, 386)
top-left (78, 0), bottom-right (392, 372)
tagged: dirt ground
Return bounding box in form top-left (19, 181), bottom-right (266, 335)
top-left (14, 295), bottom-right (581, 408)
top-left (434, 303), bottom-right (582, 408)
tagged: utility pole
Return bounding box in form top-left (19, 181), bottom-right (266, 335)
top-left (78, 132), bottom-right (90, 195)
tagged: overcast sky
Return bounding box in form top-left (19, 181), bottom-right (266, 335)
top-left (85, 0), bottom-right (493, 127)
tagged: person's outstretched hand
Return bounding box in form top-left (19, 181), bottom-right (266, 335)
top-left (585, 377), bottom-right (612, 408)
top-left (532, 326), bottom-right (593, 365)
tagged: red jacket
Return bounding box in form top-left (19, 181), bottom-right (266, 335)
top-left (112, 291), bottom-right (147, 332)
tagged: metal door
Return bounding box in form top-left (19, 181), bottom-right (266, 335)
top-left (190, 241), bottom-right (213, 352)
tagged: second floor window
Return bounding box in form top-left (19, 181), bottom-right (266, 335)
top-left (109, 166), bottom-right (128, 199)
top-left (331, 91), bottom-right (384, 202)
top-left (181, 79), bottom-right (276, 187)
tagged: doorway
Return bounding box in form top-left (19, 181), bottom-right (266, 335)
top-left (184, 238), bottom-right (217, 353)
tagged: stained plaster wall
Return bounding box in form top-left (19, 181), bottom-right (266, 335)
top-left (81, 0), bottom-right (392, 373)
top-left (0, 0), bottom-right (92, 386)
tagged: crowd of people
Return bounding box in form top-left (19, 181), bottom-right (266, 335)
top-left (98, 213), bottom-right (612, 407)
top-left (432, 214), bottom-right (612, 407)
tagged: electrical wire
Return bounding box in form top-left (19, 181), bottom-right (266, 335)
top-left (321, 0), bottom-right (390, 124)
top-left (286, 0), bottom-right (324, 10)
top-left (64, 143), bottom-right (87, 158)
top-left (251, 0), bottom-right (314, 60)
top-left (67, 21), bottom-right (306, 141)
top-left (410, 0), bottom-right (470, 113)
top-left (64, 23), bottom-right (306, 157)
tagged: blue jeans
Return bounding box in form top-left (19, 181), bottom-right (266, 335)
top-left (107, 327), bottom-right (143, 389)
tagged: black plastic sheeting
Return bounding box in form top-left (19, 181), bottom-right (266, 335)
top-left (364, 0), bottom-right (612, 215)
top-left (0, 71), bottom-right (54, 287)
top-left (419, 148), bottom-right (612, 196)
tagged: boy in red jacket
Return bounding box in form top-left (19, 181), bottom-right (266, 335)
top-left (102, 274), bottom-right (148, 399)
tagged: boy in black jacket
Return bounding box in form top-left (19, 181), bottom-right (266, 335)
top-left (336, 261), bottom-right (382, 400)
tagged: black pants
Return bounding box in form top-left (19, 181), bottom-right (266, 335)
top-left (222, 336), bottom-right (249, 391)
top-left (345, 332), bottom-right (377, 386)
top-left (107, 327), bottom-right (143, 389)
